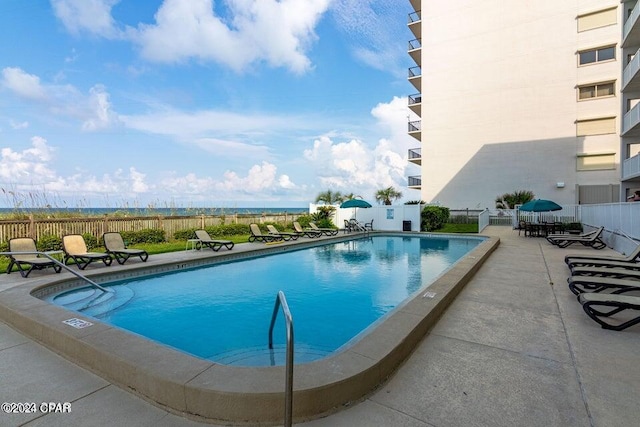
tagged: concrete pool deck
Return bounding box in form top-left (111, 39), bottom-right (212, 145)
top-left (1, 226), bottom-right (639, 426)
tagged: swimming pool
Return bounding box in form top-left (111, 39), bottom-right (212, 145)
top-left (3, 232), bottom-right (498, 423)
top-left (45, 235), bottom-right (482, 366)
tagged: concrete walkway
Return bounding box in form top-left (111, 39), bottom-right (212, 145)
top-left (1, 227), bottom-right (639, 426)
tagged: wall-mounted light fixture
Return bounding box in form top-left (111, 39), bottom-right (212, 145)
top-left (556, 182), bottom-right (565, 188)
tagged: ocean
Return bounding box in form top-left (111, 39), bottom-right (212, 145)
top-left (0, 207), bottom-right (308, 217)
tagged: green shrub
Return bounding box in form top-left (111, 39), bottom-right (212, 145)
top-left (296, 214), bottom-right (313, 228)
top-left (173, 224), bottom-right (251, 241)
top-left (37, 234), bottom-right (62, 251)
top-left (421, 206), bottom-right (450, 231)
top-left (82, 233), bottom-right (98, 250)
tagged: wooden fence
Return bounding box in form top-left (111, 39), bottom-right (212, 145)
top-left (0, 213), bottom-right (305, 243)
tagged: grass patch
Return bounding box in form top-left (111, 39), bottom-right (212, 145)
top-left (435, 223), bottom-right (478, 233)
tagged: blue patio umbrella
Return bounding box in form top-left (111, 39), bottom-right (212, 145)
top-left (340, 198), bottom-right (372, 220)
top-left (519, 199), bottom-right (562, 212)
top-left (340, 199), bottom-right (373, 209)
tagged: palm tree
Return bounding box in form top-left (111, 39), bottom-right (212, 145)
top-left (495, 190), bottom-right (535, 209)
top-left (375, 186), bottom-right (403, 205)
top-left (315, 189), bottom-right (344, 205)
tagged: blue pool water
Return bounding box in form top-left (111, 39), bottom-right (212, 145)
top-left (46, 235), bottom-right (482, 366)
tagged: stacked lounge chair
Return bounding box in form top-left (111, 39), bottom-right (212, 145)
top-left (249, 224), bottom-right (283, 243)
top-left (309, 222), bottom-right (338, 236)
top-left (293, 222), bottom-right (322, 238)
top-left (565, 240), bottom-right (640, 330)
top-left (546, 226), bottom-right (606, 249)
top-left (266, 225), bottom-right (299, 241)
top-left (565, 244), bottom-right (640, 268)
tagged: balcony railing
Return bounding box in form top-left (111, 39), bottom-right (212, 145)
top-left (408, 66), bottom-right (421, 78)
top-left (408, 38), bottom-right (421, 50)
top-left (408, 148), bottom-right (421, 159)
top-left (623, 101), bottom-right (640, 135)
top-left (623, 1), bottom-right (640, 47)
top-left (408, 120), bottom-right (421, 132)
top-left (408, 176), bottom-right (422, 187)
top-left (408, 93), bottom-right (422, 105)
top-left (408, 11), bottom-right (421, 24)
top-left (623, 47), bottom-right (640, 91)
top-left (623, 153), bottom-right (640, 180)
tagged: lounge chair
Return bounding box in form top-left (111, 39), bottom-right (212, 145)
top-left (103, 232), bottom-right (149, 264)
top-left (62, 234), bottom-right (113, 270)
top-left (565, 244), bottom-right (640, 267)
top-left (309, 222), bottom-right (338, 236)
top-left (546, 226), bottom-right (606, 249)
top-left (293, 222), bottom-right (321, 238)
top-left (546, 227), bottom-right (601, 244)
top-left (579, 291), bottom-right (640, 331)
top-left (266, 225), bottom-right (299, 241)
top-left (566, 258), bottom-right (640, 271)
top-left (343, 219), bottom-right (355, 233)
top-left (364, 219), bottom-right (374, 231)
top-left (6, 237), bottom-right (62, 278)
top-left (570, 265), bottom-right (640, 280)
top-left (249, 224), bottom-right (283, 243)
top-left (194, 230), bottom-right (235, 251)
top-left (568, 275), bottom-right (640, 295)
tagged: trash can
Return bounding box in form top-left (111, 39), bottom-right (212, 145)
top-left (402, 220), bottom-right (411, 231)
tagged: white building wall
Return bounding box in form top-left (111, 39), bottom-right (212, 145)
top-left (416, 0), bottom-right (621, 209)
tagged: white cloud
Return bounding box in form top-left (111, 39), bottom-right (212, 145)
top-left (0, 136), bottom-right (57, 182)
top-left (10, 120), bottom-right (29, 130)
top-left (156, 161), bottom-right (298, 200)
top-left (2, 68), bottom-right (119, 132)
top-left (82, 85), bottom-right (119, 131)
top-left (51, 0), bottom-right (122, 38)
top-left (303, 134), bottom-right (406, 196)
top-left (128, 0), bottom-right (329, 73)
top-left (330, 0), bottom-right (406, 76)
top-left (1, 68), bottom-right (47, 100)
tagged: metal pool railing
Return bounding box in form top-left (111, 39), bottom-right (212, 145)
top-left (268, 290), bottom-right (294, 427)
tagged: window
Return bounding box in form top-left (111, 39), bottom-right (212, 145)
top-left (578, 82), bottom-right (615, 100)
top-left (578, 46), bottom-right (616, 65)
top-left (576, 153), bottom-right (616, 171)
top-left (577, 7), bottom-right (617, 32)
top-left (576, 117), bottom-right (616, 136)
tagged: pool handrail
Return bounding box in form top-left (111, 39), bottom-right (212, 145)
top-left (0, 251), bottom-right (111, 293)
top-left (268, 290), bottom-right (294, 427)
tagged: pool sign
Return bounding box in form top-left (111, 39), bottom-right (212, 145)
top-left (62, 318), bottom-right (93, 329)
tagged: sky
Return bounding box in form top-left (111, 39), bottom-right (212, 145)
top-left (0, 0), bottom-right (420, 209)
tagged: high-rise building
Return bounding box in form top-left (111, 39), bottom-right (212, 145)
top-left (407, 1), bottom-right (640, 208)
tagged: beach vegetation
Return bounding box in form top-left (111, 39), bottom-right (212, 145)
top-left (375, 186), bottom-right (403, 205)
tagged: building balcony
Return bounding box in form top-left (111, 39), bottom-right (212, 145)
top-left (408, 66), bottom-right (421, 92)
top-left (408, 39), bottom-right (421, 66)
top-left (408, 93), bottom-right (421, 116)
top-left (408, 120), bottom-right (421, 141)
top-left (623, 152), bottom-right (640, 181)
top-left (408, 148), bottom-right (421, 165)
top-left (408, 175), bottom-right (422, 189)
top-left (409, 0), bottom-right (419, 14)
top-left (623, 47), bottom-right (640, 91)
top-left (408, 11), bottom-right (421, 39)
top-left (623, 1), bottom-right (640, 48)
top-left (623, 101), bottom-right (640, 136)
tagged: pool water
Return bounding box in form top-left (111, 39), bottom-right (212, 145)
top-left (46, 235), bottom-right (482, 366)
